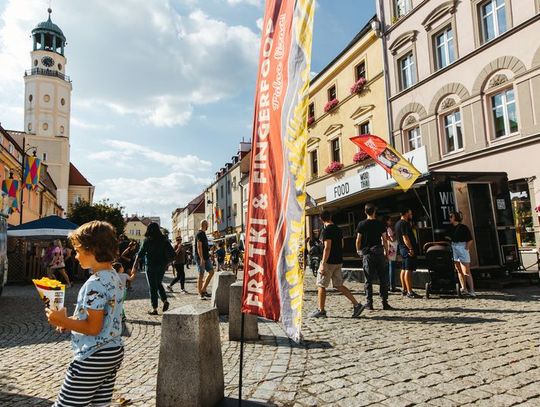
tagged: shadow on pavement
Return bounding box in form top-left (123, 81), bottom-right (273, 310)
top-left (257, 334), bottom-right (333, 349)
top-left (404, 306), bottom-right (539, 314)
top-left (368, 315), bottom-right (503, 324)
top-left (219, 397), bottom-right (277, 406)
top-left (0, 392), bottom-right (52, 406)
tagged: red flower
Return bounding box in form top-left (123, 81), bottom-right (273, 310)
top-left (324, 161), bottom-right (344, 174)
top-left (353, 151), bottom-right (370, 163)
top-left (350, 77), bottom-right (367, 94)
top-left (324, 98), bottom-right (339, 113)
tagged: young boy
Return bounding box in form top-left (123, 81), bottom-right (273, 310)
top-left (112, 261), bottom-right (136, 321)
top-left (46, 221), bottom-right (124, 407)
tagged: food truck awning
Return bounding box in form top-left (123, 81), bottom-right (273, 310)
top-left (7, 215), bottom-right (79, 240)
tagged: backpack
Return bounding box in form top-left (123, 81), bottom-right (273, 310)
top-left (163, 240), bottom-right (176, 263)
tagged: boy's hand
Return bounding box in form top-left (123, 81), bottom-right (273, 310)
top-left (45, 307), bottom-right (68, 328)
top-left (56, 326), bottom-right (70, 334)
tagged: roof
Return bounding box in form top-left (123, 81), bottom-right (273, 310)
top-left (7, 215), bottom-right (78, 239)
top-left (186, 193), bottom-right (205, 215)
top-left (69, 163), bottom-right (93, 187)
top-left (32, 9), bottom-right (65, 40)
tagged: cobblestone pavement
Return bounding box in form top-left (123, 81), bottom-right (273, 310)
top-left (1, 268), bottom-right (539, 406)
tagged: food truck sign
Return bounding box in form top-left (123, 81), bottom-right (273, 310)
top-left (326, 146), bottom-right (428, 203)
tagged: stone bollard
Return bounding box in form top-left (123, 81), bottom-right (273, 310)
top-left (229, 281), bottom-right (259, 341)
top-left (156, 305), bottom-right (224, 407)
top-left (211, 271), bottom-right (237, 315)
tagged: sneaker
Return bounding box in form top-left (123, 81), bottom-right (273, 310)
top-left (468, 291), bottom-right (477, 297)
top-left (406, 291), bottom-right (422, 299)
top-left (148, 310), bottom-right (158, 315)
top-left (162, 301), bottom-right (170, 312)
top-left (309, 309), bottom-right (327, 318)
top-left (402, 290), bottom-right (408, 296)
top-left (199, 295), bottom-right (208, 300)
top-left (365, 303), bottom-right (374, 311)
top-left (352, 303), bottom-right (365, 318)
top-left (166, 285), bottom-right (173, 293)
top-left (181, 289), bottom-right (188, 294)
top-left (460, 288), bottom-right (469, 296)
top-left (203, 292), bottom-right (211, 298)
top-left (382, 302), bottom-right (395, 310)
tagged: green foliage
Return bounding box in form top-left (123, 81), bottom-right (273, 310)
top-left (68, 199), bottom-right (126, 236)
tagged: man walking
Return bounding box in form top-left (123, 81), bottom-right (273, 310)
top-left (167, 236), bottom-right (187, 293)
top-left (395, 208), bottom-right (421, 298)
top-left (310, 210), bottom-right (365, 318)
top-left (195, 220), bottom-right (214, 300)
top-left (355, 203), bottom-right (393, 310)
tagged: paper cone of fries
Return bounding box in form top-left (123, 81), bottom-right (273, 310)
top-left (32, 277), bottom-right (65, 310)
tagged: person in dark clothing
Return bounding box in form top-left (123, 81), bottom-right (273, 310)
top-left (216, 242), bottom-right (226, 271)
top-left (447, 211), bottom-right (476, 297)
top-left (230, 243), bottom-right (241, 277)
top-left (395, 208), bottom-right (421, 298)
top-left (167, 236), bottom-right (187, 293)
top-left (309, 210), bottom-right (364, 318)
top-left (120, 241), bottom-right (137, 291)
top-left (132, 223), bottom-right (174, 315)
top-left (195, 220), bottom-right (214, 300)
top-left (355, 203), bottom-right (393, 310)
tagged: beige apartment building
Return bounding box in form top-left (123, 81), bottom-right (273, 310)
top-left (171, 194), bottom-right (205, 245)
top-left (305, 18), bottom-right (391, 239)
top-left (378, 0), bottom-right (540, 264)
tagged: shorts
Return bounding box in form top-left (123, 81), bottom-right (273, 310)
top-left (196, 258), bottom-right (213, 274)
top-left (452, 242), bottom-right (471, 263)
top-left (316, 263), bottom-right (344, 288)
top-left (398, 245), bottom-right (417, 271)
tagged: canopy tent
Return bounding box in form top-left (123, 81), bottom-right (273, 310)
top-left (7, 215), bottom-right (78, 240)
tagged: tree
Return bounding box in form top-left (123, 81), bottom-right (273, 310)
top-left (68, 199), bottom-right (126, 236)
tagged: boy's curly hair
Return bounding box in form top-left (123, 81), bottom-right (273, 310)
top-left (69, 221), bottom-right (118, 263)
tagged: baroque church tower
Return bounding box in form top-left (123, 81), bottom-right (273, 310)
top-left (23, 8), bottom-right (71, 212)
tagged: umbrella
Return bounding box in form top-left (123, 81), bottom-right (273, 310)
top-left (7, 215), bottom-right (79, 240)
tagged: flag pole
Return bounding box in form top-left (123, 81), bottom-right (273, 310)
top-left (238, 311), bottom-right (245, 406)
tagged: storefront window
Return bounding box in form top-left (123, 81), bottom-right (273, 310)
top-left (509, 180), bottom-right (535, 247)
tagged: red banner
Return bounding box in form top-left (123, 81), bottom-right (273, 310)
top-left (241, 0), bottom-right (315, 342)
top-left (350, 134), bottom-right (421, 191)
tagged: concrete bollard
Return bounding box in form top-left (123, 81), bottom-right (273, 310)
top-left (229, 281), bottom-right (259, 341)
top-left (156, 305), bottom-right (224, 407)
top-left (211, 271), bottom-right (237, 315)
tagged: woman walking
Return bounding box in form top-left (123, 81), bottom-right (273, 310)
top-left (132, 223), bottom-right (175, 315)
top-left (448, 212), bottom-right (477, 297)
top-left (48, 240), bottom-right (72, 288)
top-left (385, 216), bottom-right (399, 292)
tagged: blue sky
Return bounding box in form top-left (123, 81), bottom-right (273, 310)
top-left (0, 0), bottom-right (375, 227)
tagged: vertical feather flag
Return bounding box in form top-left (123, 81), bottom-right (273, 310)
top-left (23, 155), bottom-right (42, 190)
top-left (2, 179), bottom-right (20, 213)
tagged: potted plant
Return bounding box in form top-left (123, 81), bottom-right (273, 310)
top-left (325, 161), bottom-right (344, 174)
top-left (324, 98), bottom-right (339, 113)
top-left (350, 77), bottom-right (367, 95)
top-left (353, 151), bottom-right (370, 164)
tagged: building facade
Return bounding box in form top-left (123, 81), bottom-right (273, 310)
top-left (379, 0), bottom-right (540, 257)
top-left (124, 216), bottom-right (147, 244)
top-left (171, 194), bottom-right (204, 245)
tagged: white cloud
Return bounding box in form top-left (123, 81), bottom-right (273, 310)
top-left (226, 0), bottom-right (262, 6)
top-left (0, 0), bottom-right (260, 128)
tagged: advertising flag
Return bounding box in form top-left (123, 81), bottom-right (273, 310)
top-left (23, 155), bottom-right (42, 190)
top-left (350, 134), bottom-right (421, 191)
top-left (241, 0), bottom-right (315, 342)
top-left (1, 179), bottom-right (20, 213)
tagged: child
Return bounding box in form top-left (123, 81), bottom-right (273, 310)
top-left (45, 221), bottom-right (124, 407)
top-left (112, 261), bottom-right (136, 321)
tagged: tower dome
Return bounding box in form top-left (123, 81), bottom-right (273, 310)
top-left (31, 8), bottom-right (66, 55)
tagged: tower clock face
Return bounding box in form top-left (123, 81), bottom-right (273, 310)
top-left (41, 56), bottom-right (55, 67)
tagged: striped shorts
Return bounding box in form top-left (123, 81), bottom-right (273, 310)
top-left (54, 346), bottom-right (124, 407)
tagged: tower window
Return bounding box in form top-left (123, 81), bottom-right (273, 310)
top-left (28, 94), bottom-right (33, 102)
top-left (44, 94), bottom-right (50, 103)
top-left (27, 123), bottom-right (32, 132)
top-left (61, 98), bottom-right (65, 106)
top-left (34, 59), bottom-right (38, 67)
top-left (58, 63), bottom-right (62, 71)
top-left (43, 123), bottom-right (49, 131)
top-left (42, 153), bottom-right (47, 162)
top-left (60, 125), bottom-right (65, 134)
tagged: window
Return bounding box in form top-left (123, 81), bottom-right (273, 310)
top-left (434, 26), bottom-right (455, 70)
top-left (331, 138), bottom-right (341, 162)
top-left (227, 181), bottom-right (231, 194)
top-left (233, 203), bottom-right (237, 216)
top-left (395, 0), bottom-right (412, 18)
top-left (480, 0), bottom-right (507, 42)
top-left (135, 230), bottom-right (141, 236)
top-left (310, 150), bottom-right (318, 176)
top-left (443, 111), bottom-right (463, 153)
top-left (399, 52), bottom-right (416, 90)
top-left (227, 206), bottom-right (231, 218)
top-left (491, 88), bottom-right (518, 138)
top-left (232, 177), bottom-right (237, 189)
top-left (42, 152), bottom-right (47, 162)
top-left (8, 143), bottom-right (13, 154)
top-left (327, 85), bottom-right (337, 101)
top-left (358, 121), bottom-right (370, 135)
top-left (355, 62), bottom-right (366, 81)
top-left (308, 102), bottom-right (315, 118)
top-left (220, 185), bottom-right (224, 199)
top-left (407, 127), bottom-right (422, 151)
top-left (72, 194), bottom-right (81, 205)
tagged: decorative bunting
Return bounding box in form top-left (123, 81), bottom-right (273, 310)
top-left (23, 155), bottom-right (42, 191)
top-left (1, 179), bottom-right (20, 213)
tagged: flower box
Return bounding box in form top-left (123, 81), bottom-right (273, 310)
top-left (324, 161), bottom-right (344, 174)
top-left (353, 151), bottom-right (370, 163)
top-left (307, 116), bottom-right (315, 126)
top-left (350, 77), bottom-right (367, 94)
top-left (324, 98), bottom-right (339, 113)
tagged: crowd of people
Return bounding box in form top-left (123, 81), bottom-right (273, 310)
top-left (309, 203), bottom-right (477, 318)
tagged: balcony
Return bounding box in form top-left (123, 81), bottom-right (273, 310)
top-left (25, 68), bottom-right (71, 82)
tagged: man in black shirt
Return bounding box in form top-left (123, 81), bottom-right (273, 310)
top-left (395, 208), bottom-right (421, 298)
top-left (355, 203), bottom-right (393, 310)
top-left (309, 210), bottom-right (365, 318)
top-left (195, 220), bottom-right (214, 300)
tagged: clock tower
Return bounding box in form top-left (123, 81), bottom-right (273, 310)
top-left (24, 8), bottom-right (72, 213)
